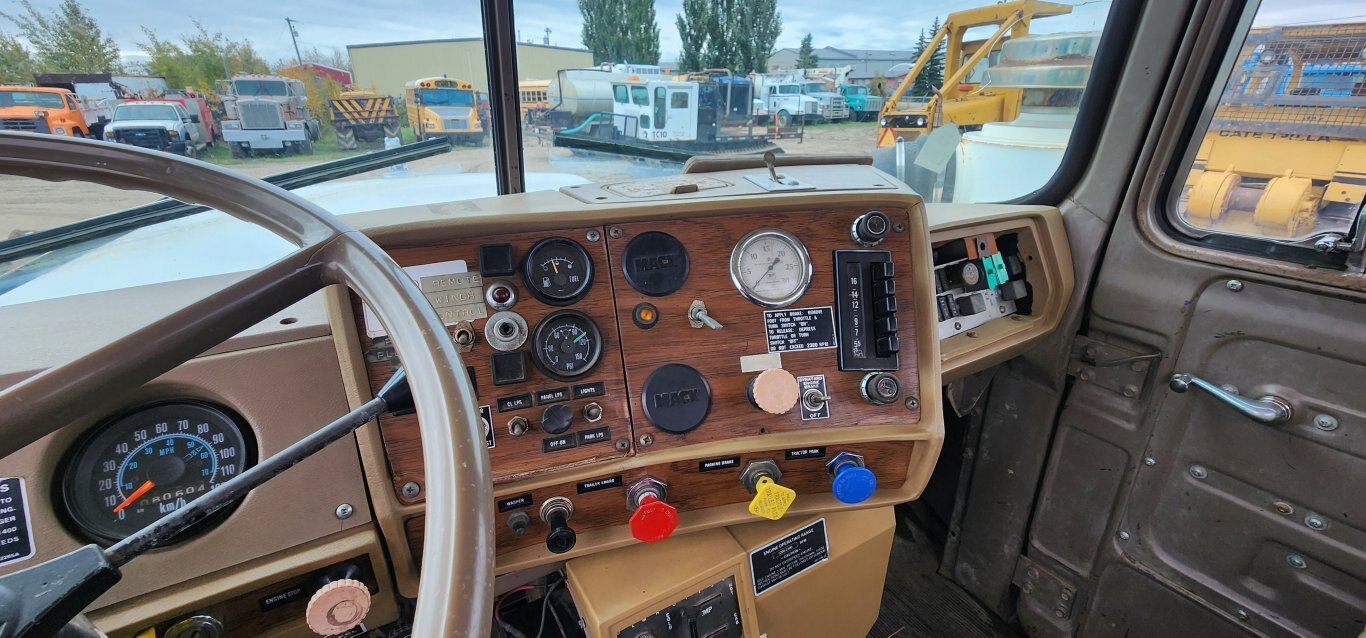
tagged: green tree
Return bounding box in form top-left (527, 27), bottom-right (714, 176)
top-left (0, 31), bottom-right (37, 83)
top-left (676, 0), bottom-right (708, 72)
top-left (909, 19), bottom-right (946, 98)
top-left (736, 0), bottom-right (781, 74)
top-left (1, 0), bottom-right (121, 73)
top-left (796, 33), bottom-right (818, 69)
top-left (925, 17), bottom-right (945, 90)
top-left (580, 0), bottom-right (660, 65)
top-left (139, 22), bottom-right (269, 94)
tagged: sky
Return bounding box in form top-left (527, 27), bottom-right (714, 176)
top-left (0, 0), bottom-right (1355, 69)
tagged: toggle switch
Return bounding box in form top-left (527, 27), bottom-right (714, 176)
top-left (626, 477), bottom-right (678, 543)
top-left (827, 451), bottom-right (877, 504)
top-left (507, 511), bottom-right (530, 537)
top-left (540, 497), bottom-right (576, 554)
top-left (689, 300), bottom-right (723, 330)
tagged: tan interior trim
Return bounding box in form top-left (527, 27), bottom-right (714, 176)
top-left (926, 204), bottom-right (1075, 381)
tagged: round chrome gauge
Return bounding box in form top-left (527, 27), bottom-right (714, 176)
top-left (729, 228), bottom-right (813, 308)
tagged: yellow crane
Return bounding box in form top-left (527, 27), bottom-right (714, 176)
top-left (875, 0), bottom-right (1072, 147)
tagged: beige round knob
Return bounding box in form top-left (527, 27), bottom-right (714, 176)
top-left (748, 368), bottom-right (799, 414)
top-left (305, 578), bottom-right (371, 636)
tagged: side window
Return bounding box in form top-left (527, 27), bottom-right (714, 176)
top-left (630, 86), bottom-right (648, 106)
top-left (654, 87), bottom-right (666, 129)
top-left (1170, 3), bottom-right (1366, 246)
top-left (65, 95), bottom-right (77, 110)
top-left (671, 92), bottom-right (689, 109)
top-left (613, 85), bottom-right (628, 104)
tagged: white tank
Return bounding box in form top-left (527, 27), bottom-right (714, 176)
top-left (548, 65), bottom-right (671, 120)
top-left (953, 109), bottom-right (1077, 203)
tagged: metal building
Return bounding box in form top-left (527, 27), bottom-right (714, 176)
top-left (348, 39), bottom-right (593, 98)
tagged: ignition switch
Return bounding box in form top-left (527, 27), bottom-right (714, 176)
top-left (626, 477), bottom-right (678, 543)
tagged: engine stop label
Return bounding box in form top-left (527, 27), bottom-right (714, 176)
top-left (0, 477), bottom-right (35, 568)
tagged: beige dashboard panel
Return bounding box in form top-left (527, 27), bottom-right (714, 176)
top-left (927, 204), bottom-right (1075, 381)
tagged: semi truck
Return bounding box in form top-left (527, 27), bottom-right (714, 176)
top-left (217, 74), bottom-right (321, 157)
top-left (404, 77), bottom-right (486, 145)
top-left (748, 75), bottom-right (821, 127)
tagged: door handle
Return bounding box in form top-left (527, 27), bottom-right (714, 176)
top-left (1169, 373), bottom-right (1293, 424)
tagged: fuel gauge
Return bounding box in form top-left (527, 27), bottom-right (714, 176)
top-left (523, 237), bottom-right (594, 305)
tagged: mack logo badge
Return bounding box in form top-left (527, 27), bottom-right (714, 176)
top-left (641, 364), bottom-right (711, 434)
top-left (653, 388), bottom-right (700, 408)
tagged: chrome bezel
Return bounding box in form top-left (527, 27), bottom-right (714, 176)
top-left (729, 228), bottom-right (813, 308)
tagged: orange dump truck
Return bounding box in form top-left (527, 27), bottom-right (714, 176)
top-left (0, 85), bottom-right (100, 137)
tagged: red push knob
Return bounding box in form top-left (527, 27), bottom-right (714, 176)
top-left (629, 493), bottom-right (678, 543)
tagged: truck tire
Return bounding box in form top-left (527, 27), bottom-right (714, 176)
top-left (337, 128), bottom-right (357, 150)
top-left (230, 143), bottom-right (245, 159)
top-left (776, 110), bottom-right (792, 128)
top-left (298, 139), bottom-right (314, 154)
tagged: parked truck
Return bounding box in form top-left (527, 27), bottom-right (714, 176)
top-left (748, 75), bottom-right (822, 127)
top-left (0, 86), bottom-right (102, 137)
top-left (217, 74), bottom-right (320, 157)
top-left (103, 100), bottom-right (208, 157)
top-left (404, 77), bottom-right (486, 145)
top-left (839, 84), bottom-right (883, 121)
top-left (329, 88), bottom-right (400, 150)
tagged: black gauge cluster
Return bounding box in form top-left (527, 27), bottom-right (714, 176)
top-left (59, 401), bottom-right (255, 544)
top-left (523, 237), bottom-right (594, 306)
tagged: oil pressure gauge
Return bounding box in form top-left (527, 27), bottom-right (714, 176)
top-left (531, 310), bottom-right (603, 380)
top-left (730, 228), bottom-right (813, 308)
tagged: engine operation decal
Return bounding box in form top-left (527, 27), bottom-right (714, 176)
top-left (749, 517), bottom-right (829, 595)
top-left (764, 306), bottom-right (837, 353)
top-left (0, 477), bottom-right (35, 568)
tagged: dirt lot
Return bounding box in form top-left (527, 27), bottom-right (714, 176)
top-left (0, 122), bottom-right (879, 240)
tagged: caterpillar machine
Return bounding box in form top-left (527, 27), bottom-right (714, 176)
top-left (1, 0), bottom-right (1365, 637)
top-left (329, 89), bottom-right (401, 151)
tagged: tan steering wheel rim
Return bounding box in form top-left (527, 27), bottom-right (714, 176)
top-left (0, 131), bottom-right (494, 636)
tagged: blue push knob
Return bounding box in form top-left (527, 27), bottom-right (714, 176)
top-left (827, 451), bottom-right (877, 504)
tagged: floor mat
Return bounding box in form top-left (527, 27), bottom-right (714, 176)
top-left (867, 511), bottom-right (1018, 638)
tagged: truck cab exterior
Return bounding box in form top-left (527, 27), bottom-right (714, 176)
top-left (103, 101), bottom-right (205, 157)
top-left (0, 86), bottom-right (92, 137)
top-left (219, 75), bottom-right (320, 157)
top-left (610, 81), bottom-right (699, 142)
top-left (752, 81), bottom-right (821, 127)
top-left (839, 84), bottom-right (883, 121)
top-left (405, 77), bottom-right (486, 145)
top-left (800, 81), bottom-right (850, 121)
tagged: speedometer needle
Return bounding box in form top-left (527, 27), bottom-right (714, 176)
top-left (113, 480), bottom-right (155, 513)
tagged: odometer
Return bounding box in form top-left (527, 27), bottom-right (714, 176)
top-left (61, 401), bottom-right (253, 544)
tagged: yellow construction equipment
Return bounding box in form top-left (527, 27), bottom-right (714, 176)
top-left (329, 88), bottom-right (400, 150)
top-left (875, 1), bottom-right (1072, 147)
top-left (1179, 22), bottom-right (1366, 239)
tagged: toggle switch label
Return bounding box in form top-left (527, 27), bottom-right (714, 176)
top-left (796, 375), bottom-right (830, 421)
top-left (575, 475), bottom-right (623, 494)
top-left (749, 518), bottom-right (830, 595)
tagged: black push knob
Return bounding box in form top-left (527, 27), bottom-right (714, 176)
top-left (852, 211), bottom-right (891, 247)
top-left (540, 403), bottom-right (573, 435)
top-left (540, 497), bottom-right (576, 554)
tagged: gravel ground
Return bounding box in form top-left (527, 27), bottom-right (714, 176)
top-left (0, 122), bottom-right (880, 240)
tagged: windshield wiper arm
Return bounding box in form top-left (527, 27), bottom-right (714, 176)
top-left (0, 137), bottom-right (453, 263)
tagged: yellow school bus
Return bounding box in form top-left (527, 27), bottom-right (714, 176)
top-left (518, 79), bottom-right (550, 120)
top-left (403, 77), bottom-right (485, 145)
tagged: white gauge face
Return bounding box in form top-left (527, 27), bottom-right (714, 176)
top-left (730, 229), bottom-right (813, 308)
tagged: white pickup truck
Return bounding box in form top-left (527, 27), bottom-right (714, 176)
top-left (103, 101), bottom-right (208, 157)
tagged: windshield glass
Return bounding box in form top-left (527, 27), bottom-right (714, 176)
top-left (846, 86), bottom-right (867, 95)
top-left (0, 0), bottom-right (1124, 303)
top-left (416, 88), bottom-right (475, 106)
top-left (232, 80), bottom-right (288, 96)
top-left (0, 91), bottom-right (66, 108)
top-left (114, 104), bottom-right (177, 121)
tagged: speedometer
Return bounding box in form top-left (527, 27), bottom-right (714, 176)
top-left (729, 228), bottom-right (813, 308)
top-left (61, 401), bottom-right (254, 544)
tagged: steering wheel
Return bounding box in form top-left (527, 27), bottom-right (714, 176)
top-left (0, 132), bottom-right (494, 636)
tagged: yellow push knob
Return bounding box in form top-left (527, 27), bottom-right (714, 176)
top-left (748, 476), bottom-right (796, 521)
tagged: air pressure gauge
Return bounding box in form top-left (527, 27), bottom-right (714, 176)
top-left (729, 228), bottom-right (813, 308)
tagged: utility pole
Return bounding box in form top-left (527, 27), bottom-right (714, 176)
top-left (286, 17), bottom-right (303, 65)
top-left (544, 27), bottom-right (551, 46)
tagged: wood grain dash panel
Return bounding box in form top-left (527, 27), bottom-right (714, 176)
top-left (605, 209), bottom-right (921, 454)
top-left (353, 229), bottom-right (631, 505)
top-left (406, 440), bottom-right (917, 557)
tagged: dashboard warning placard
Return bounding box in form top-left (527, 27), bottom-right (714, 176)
top-left (0, 477), bottom-right (35, 568)
top-left (764, 306), bottom-right (836, 353)
top-left (749, 518), bottom-right (829, 595)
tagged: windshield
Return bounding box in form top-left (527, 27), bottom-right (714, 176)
top-left (416, 88), bottom-right (475, 106)
top-left (0, 91), bottom-right (66, 108)
top-left (0, 0), bottom-right (1125, 304)
top-left (846, 86), bottom-right (867, 95)
top-left (114, 104), bottom-right (177, 121)
top-left (232, 80), bottom-right (288, 96)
